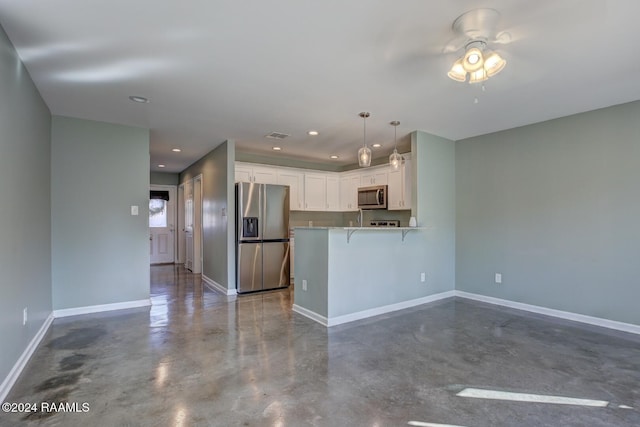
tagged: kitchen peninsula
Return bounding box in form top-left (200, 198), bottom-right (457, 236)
top-left (292, 226), bottom-right (453, 326)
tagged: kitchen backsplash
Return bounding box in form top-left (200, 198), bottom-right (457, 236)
top-left (290, 210), bottom-right (411, 228)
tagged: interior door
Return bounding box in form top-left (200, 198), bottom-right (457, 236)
top-left (150, 185), bottom-right (176, 264)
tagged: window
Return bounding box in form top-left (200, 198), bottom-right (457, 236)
top-left (149, 199), bottom-right (167, 228)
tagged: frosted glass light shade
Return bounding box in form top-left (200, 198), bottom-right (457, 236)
top-left (358, 145), bottom-right (371, 167)
top-left (447, 59), bottom-right (466, 82)
top-left (484, 51), bottom-right (506, 77)
top-left (469, 68), bottom-right (488, 84)
top-left (389, 149), bottom-right (402, 170)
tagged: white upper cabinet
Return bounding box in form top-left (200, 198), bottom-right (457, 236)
top-left (303, 172), bottom-right (327, 211)
top-left (339, 173), bottom-right (360, 211)
top-left (387, 154), bottom-right (412, 210)
top-left (277, 168), bottom-right (304, 211)
top-left (326, 174), bottom-right (340, 211)
top-left (236, 157), bottom-right (412, 212)
top-left (360, 168), bottom-right (388, 186)
top-left (234, 164), bottom-right (253, 183)
top-left (235, 162), bottom-right (278, 184)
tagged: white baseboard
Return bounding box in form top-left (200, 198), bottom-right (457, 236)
top-left (53, 299), bottom-right (151, 318)
top-left (293, 291), bottom-right (456, 327)
top-left (327, 291), bottom-right (456, 327)
top-left (203, 275), bottom-right (237, 296)
top-left (0, 313), bottom-right (54, 402)
top-left (455, 291), bottom-right (640, 335)
top-left (292, 304), bottom-right (329, 326)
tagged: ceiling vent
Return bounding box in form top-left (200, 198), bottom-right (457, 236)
top-left (265, 132), bottom-right (290, 140)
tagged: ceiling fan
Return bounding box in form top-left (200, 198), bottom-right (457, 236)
top-left (444, 8), bottom-right (510, 83)
top-left (444, 8), bottom-right (511, 54)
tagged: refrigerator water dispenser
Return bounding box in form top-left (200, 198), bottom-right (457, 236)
top-left (243, 217), bottom-right (259, 238)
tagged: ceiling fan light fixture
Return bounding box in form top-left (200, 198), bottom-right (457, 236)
top-left (446, 9), bottom-right (507, 85)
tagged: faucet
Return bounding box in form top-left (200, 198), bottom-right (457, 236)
top-left (357, 208), bottom-right (363, 227)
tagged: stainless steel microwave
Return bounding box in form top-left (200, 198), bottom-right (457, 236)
top-left (358, 185), bottom-right (387, 209)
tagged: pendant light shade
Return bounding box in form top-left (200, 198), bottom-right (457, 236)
top-left (389, 120), bottom-right (402, 170)
top-left (358, 112), bottom-right (371, 167)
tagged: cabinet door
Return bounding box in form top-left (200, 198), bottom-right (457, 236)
top-left (277, 169), bottom-right (304, 210)
top-left (304, 173), bottom-right (326, 211)
top-left (326, 175), bottom-right (340, 211)
top-left (388, 155), bottom-right (412, 210)
top-left (387, 168), bottom-right (403, 210)
top-left (340, 173), bottom-right (360, 211)
top-left (252, 165), bottom-right (278, 184)
top-left (360, 167), bottom-right (388, 186)
top-left (235, 165), bottom-right (253, 183)
top-left (403, 156), bottom-right (412, 210)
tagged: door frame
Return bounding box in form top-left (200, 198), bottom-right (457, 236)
top-left (177, 183), bottom-right (185, 264)
top-left (192, 174), bottom-right (203, 274)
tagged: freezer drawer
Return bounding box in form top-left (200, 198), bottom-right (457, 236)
top-left (237, 242), bottom-right (262, 293)
top-left (262, 241), bottom-right (290, 290)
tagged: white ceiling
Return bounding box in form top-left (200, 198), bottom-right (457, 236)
top-left (1, 0), bottom-right (639, 172)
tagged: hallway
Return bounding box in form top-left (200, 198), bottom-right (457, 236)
top-left (2, 265), bottom-right (639, 426)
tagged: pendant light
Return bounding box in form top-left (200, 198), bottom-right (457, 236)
top-left (389, 120), bottom-right (402, 170)
top-left (358, 112), bottom-right (372, 167)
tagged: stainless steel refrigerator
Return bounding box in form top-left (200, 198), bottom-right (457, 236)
top-left (235, 182), bottom-right (290, 293)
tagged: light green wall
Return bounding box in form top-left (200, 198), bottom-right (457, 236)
top-left (51, 116), bottom-right (150, 309)
top-left (456, 101), bottom-right (640, 325)
top-left (0, 25), bottom-right (52, 387)
top-left (326, 229), bottom-right (442, 317)
top-left (411, 131), bottom-right (456, 291)
top-left (180, 140), bottom-right (236, 290)
top-left (293, 229), bottom-right (329, 316)
top-left (150, 172), bottom-right (179, 186)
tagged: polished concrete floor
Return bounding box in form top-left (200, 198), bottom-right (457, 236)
top-left (3, 264), bottom-right (640, 426)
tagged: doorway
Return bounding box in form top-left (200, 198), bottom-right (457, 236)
top-left (149, 185), bottom-right (177, 264)
top-left (181, 176), bottom-right (203, 273)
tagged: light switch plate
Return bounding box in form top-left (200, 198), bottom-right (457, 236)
top-left (131, 205), bottom-right (139, 216)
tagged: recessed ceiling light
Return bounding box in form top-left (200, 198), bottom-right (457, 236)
top-left (129, 95), bottom-right (149, 103)
top-left (330, 155), bottom-right (339, 159)
top-left (158, 164), bottom-right (165, 168)
top-left (171, 148), bottom-right (181, 152)
top-left (372, 143), bottom-right (382, 148)
top-left (272, 147), bottom-right (282, 151)
top-left (308, 130), bottom-right (319, 136)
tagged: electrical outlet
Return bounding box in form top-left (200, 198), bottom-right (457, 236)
top-left (420, 273), bottom-right (426, 282)
top-left (302, 279), bottom-right (308, 291)
top-left (23, 307), bottom-right (28, 325)
top-left (495, 273), bottom-right (502, 284)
